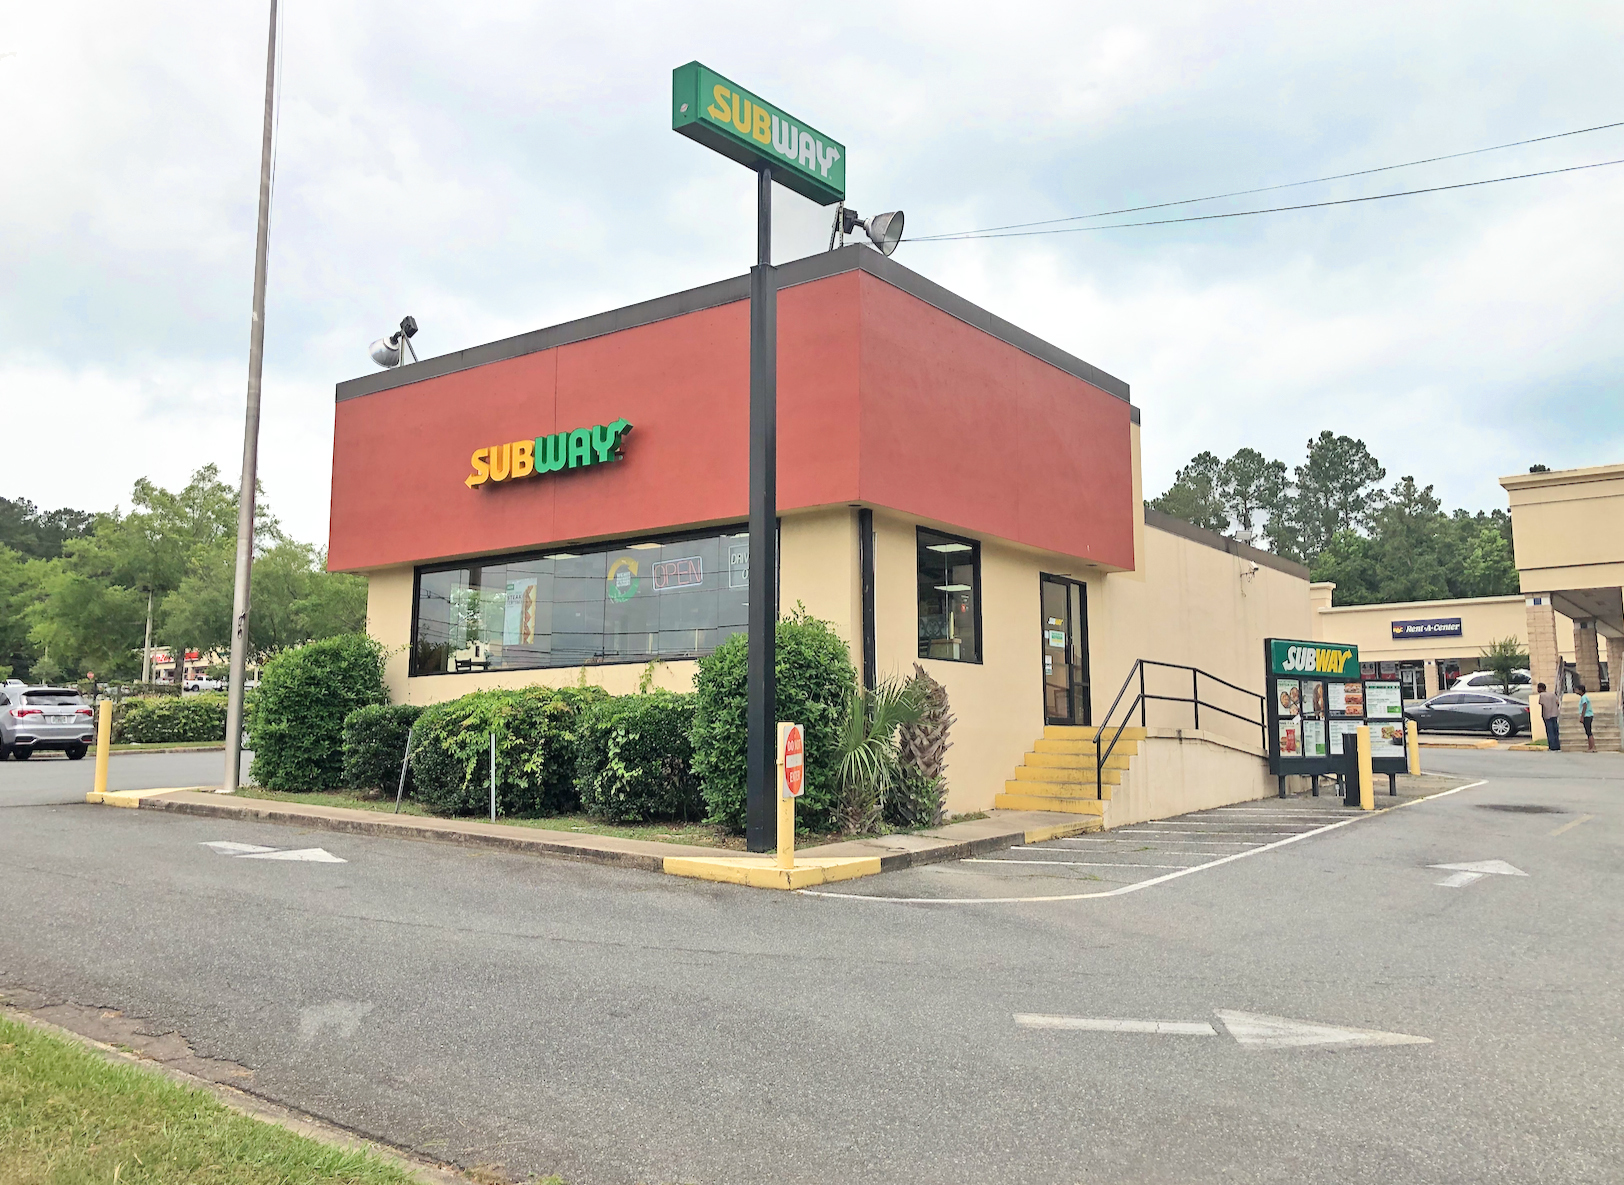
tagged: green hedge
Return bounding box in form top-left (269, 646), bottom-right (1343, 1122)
top-left (248, 634), bottom-right (390, 791)
top-left (341, 703), bottom-right (425, 794)
top-left (575, 692), bottom-right (700, 822)
top-left (409, 685), bottom-right (605, 817)
top-left (690, 607), bottom-right (855, 833)
top-left (116, 693), bottom-right (229, 744)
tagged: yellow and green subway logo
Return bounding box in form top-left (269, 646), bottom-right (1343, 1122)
top-left (1269, 640), bottom-right (1359, 677)
top-left (465, 419), bottom-right (631, 489)
top-left (672, 61), bottom-right (846, 206)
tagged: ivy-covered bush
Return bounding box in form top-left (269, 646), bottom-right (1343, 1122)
top-left (116, 693), bottom-right (230, 744)
top-left (247, 634), bottom-right (390, 791)
top-left (690, 606), bottom-right (856, 833)
top-left (409, 685), bottom-right (605, 817)
top-left (575, 692), bottom-right (700, 822)
top-left (341, 703), bottom-right (425, 794)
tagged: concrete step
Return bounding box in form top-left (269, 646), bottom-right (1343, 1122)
top-left (1044, 724), bottom-right (1146, 742)
top-left (1013, 764), bottom-right (1123, 786)
top-left (1033, 738), bottom-right (1142, 757)
top-left (995, 790), bottom-right (1107, 815)
top-left (1003, 778), bottom-right (1114, 802)
top-left (1024, 750), bottom-right (1134, 772)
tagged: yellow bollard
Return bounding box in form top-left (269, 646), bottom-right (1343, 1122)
top-left (1405, 719), bottom-right (1421, 776)
top-left (1355, 725), bottom-right (1374, 811)
top-left (93, 699), bottom-right (113, 797)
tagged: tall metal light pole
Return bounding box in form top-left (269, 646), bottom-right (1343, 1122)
top-left (745, 164), bottom-right (777, 851)
top-left (222, 0), bottom-right (278, 794)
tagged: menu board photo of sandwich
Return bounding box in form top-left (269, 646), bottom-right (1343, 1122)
top-left (1278, 718), bottom-right (1300, 756)
top-left (1307, 681), bottom-right (1326, 718)
top-left (1341, 682), bottom-right (1365, 717)
top-left (1277, 679), bottom-right (1301, 718)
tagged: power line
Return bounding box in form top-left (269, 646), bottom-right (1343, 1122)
top-left (905, 157), bottom-right (1624, 242)
top-left (909, 119), bottom-right (1624, 242)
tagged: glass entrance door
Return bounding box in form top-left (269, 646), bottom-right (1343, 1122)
top-left (1041, 575), bottom-right (1091, 726)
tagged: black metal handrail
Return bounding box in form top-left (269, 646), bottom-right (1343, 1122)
top-left (1093, 660), bottom-right (1269, 798)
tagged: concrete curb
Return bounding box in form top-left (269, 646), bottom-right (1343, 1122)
top-left (89, 789), bottom-right (1098, 886)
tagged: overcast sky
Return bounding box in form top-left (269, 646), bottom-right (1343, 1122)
top-left (4, 1), bottom-right (1621, 546)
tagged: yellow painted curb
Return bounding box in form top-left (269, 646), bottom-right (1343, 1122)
top-left (1023, 819), bottom-right (1101, 844)
top-left (86, 787), bottom-right (207, 808)
top-left (662, 855), bottom-right (883, 890)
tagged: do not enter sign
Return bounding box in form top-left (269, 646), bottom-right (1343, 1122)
top-left (778, 722), bottom-right (805, 799)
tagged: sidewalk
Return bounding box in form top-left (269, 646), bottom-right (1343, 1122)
top-left (86, 788), bottom-right (1098, 889)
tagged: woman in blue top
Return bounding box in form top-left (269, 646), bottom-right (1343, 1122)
top-left (1578, 684), bottom-right (1595, 752)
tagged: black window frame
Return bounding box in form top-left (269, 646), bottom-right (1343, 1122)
top-left (916, 526), bottom-right (984, 665)
top-left (408, 522), bottom-right (754, 678)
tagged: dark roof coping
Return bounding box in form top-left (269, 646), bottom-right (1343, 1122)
top-left (1143, 507), bottom-right (1309, 580)
top-left (335, 246), bottom-right (1132, 408)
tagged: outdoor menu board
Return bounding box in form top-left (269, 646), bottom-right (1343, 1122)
top-left (1265, 639), bottom-right (1409, 778)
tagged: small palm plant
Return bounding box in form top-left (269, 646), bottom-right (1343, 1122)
top-left (1478, 636), bottom-right (1528, 695)
top-left (834, 674), bottom-right (924, 834)
top-left (892, 663), bottom-right (955, 828)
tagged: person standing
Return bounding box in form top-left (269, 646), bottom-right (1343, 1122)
top-left (1536, 682), bottom-right (1562, 751)
top-left (1578, 684), bottom-right (1595, 752)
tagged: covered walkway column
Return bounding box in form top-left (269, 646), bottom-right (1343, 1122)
top-left (1525, 595), bottom-right (1560, 742)
top-left (1573, 619), bottom-right (1602, 691)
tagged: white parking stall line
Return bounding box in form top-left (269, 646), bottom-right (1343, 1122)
top-left (967, 859), bottom-right (1192, 870)
top-left (1015, 1014), bottom-right (1217, 1036)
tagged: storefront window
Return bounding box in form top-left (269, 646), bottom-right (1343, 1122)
top-left (411, 528), bottom-right (750, 676)
top-left (917, 528), bottom-right (981, 663)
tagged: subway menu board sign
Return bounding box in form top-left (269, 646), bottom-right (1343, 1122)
top-left (1268, 639), bottom-right (1360, 678)
top-left (671, 61), bottom-right (846, 205)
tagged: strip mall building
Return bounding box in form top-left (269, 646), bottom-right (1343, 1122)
top-left (330, 248), bottom-right (1311, 824)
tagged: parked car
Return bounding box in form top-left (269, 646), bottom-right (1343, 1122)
top-left (0, 685), bottom-right (97, 759)
top-left (1404, 690), bottom-right (1530, 739)
top-left (184, 677), bottom-right (224, 692)
top-left (1447, 669), bottom-right (1532, 701)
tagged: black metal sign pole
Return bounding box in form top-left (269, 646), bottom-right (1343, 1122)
top-left (746, 164), bottom-right (778, 853)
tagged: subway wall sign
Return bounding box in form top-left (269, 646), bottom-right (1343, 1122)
top-left (1268, 639), bottom-right (1360, 678)
top-left (465, 419), bottom-right (631, 489)
top-left (671, 61), bottom-right (845, 205)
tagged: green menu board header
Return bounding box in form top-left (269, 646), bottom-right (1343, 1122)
top-left (1269, 639), bottom-right (1360, 678)
top-left (672, 61), bottom-right (846, 205)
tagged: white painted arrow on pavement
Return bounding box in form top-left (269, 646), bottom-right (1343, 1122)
top-left (1015, 1011), bottom-right (1430, 1049)
top-left (1429, 859), bottom-right (1527, 888)
top-left (202, 841), bottom-right (346, 863)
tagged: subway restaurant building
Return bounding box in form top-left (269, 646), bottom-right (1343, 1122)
top-left (330, 248), bottom-right (1312, 820)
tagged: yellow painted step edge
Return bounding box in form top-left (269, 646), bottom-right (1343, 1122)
top-left (662, 855), bottom-right (882, 890)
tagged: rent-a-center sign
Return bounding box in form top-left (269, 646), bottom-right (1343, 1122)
top-left (671, 62), bottom-right (846, 205)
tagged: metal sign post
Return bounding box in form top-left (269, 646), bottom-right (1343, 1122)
top-left (777, 721), bottom-right (805, 870)
top-left (672, 63), bottom-right (845, 852)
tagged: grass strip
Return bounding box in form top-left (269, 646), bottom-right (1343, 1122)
top-left (0, 1014), bottom-right (421, 1185)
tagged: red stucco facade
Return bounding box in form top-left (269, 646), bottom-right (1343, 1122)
top-left (328, 264), bottom-right (1134, 573)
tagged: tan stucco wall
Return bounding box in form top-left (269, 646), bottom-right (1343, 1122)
top-left (1084, 525), bottom-right (1310, 749)
top-left (1501, 463), bottom-right (1624, 593)
top-left (1311, 590), bottom-right (1578, 662)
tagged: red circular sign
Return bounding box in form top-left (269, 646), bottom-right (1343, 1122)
top-left (782, 724), bottom-right (805, 798)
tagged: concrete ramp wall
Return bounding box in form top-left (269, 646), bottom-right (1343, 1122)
top-left (1105, 728), bottom-right (1274, 827)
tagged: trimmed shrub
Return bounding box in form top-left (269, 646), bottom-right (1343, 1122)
top-left (247, 634), bottom-right (390, 791)
top-left (575, 692), bottom-right (699, 822)
top-left (116, 693), bottom-right (230, 744)
top-left (691, 606), bottom-right (856, 833)
top-left (341, 703), bottom-right (425, 794)
top-left (410, 685), bottom-right (605, 817)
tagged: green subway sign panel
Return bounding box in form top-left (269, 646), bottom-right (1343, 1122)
top-left (1269, 639), bottom-right (1360, 678)
top-left (671, 61), bottom-right (846, 206)
top-left (465, 419), bottom-right (631, 488)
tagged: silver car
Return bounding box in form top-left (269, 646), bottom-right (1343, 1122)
top-left (0, 685), bottom-right (98, 760)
